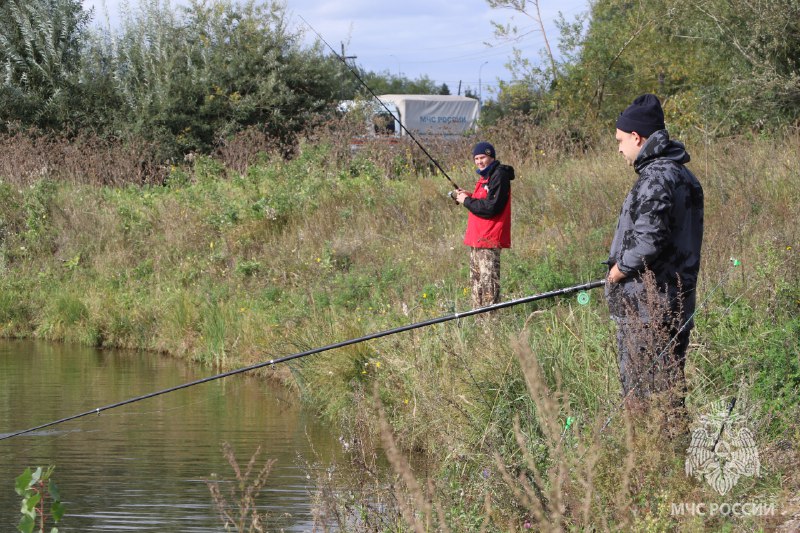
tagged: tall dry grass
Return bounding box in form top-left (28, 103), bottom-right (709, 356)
top-left (0, 129), bottom-right (168, 186)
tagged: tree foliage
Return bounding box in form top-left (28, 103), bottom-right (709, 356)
top-left (0, 0), bottom-right (89, 129)
top-left (0, 0), bottom-right (357, 158)
top-left (2, 0), bottom-right (798, 160)
top-left (359, 71), bottom-right (451, 96)
top-left (488, 0), bottom-right (800, 135)
top-left (79, 0), bottom-right (461, 158)
top-left (669, 0), bottom-right (800, 132)
top-left (83, 0), bottom-right (345, 156)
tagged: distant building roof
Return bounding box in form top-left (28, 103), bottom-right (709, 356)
top-left (378, 94), bottom-right (477, 102)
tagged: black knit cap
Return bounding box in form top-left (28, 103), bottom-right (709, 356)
top-left (472, 141), bottom-right (495, 158)
top-left (615, 94), bottom-right (665, 137)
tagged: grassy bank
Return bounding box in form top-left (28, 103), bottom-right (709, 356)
top-left (0, 131), bottom-right (798, 530)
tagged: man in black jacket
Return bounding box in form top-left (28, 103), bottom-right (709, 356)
top-left (605, 94), bottom-right (704, 419)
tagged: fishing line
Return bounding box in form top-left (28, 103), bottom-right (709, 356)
top-left (298, 15), bottom-right (461, 190)
top-left (0, 280), bottom-right (604, 442)
top-left (0, 357), bottom-right (252, 458)
top-left (2, 430), bottom-right (99, 470)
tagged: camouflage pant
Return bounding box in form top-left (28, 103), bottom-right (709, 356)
top-left (469, 247), bottom-right (501, 308)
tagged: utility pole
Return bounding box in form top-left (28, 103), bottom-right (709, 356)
top-left (340, 42), bottom-right (357, 65)
top-left (338, 42), bottom-right (357, 99)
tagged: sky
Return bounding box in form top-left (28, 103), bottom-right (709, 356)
top-left (80, 0), bottom-right (589, 98)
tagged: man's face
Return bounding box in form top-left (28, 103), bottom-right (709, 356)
top-left (615, 129), bottom-right (643, 166)
top-left (474, 154), bottom-right (494, 170)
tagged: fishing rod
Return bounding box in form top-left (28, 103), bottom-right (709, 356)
top-left (0, 279), bottom-right (604, 442)
top-left (298, 15), bottom-right (461, 190)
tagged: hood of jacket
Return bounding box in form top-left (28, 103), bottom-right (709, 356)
top-left (634, 129), bottom-right (690, 174)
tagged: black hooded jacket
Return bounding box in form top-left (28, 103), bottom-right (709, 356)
top-left (605, 129), bottom-right (704, 323)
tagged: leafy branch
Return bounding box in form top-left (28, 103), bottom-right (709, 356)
top-left (15, 466), bottom-right (65, 533)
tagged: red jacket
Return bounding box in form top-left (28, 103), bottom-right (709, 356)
top-left (463, 162), bottom-right (514, 248)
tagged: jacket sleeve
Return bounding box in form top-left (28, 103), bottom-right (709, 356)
top-left (618, 176), bottom-right (672, 275)
top-left (464, 166), bottom-right (512, 218)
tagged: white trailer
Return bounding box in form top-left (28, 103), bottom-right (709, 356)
top-left (376, 94), bottom-right (479, 136)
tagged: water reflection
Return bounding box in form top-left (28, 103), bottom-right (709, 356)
top-left (0, 340), bottom-right (341, 531)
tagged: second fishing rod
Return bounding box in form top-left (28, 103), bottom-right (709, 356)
top-left (299, 16), bottom-right (462, 192)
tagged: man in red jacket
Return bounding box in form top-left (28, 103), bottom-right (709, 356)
top-left (454, 142), bottom-right (515, 308)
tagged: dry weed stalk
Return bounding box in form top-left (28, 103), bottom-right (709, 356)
top-left (215, 126), bottom-right (280, 175)
top-left (0, 130), bottom-right (166, 186)
top-left (206, 441), bottom-right (277, 533)
top-left (371, 331), bottom-right (641, 532)
top-left (491, 333), bottom-right (639, 532)
top-left (612, 411), bottom-right (636, 531)
top-left (377, 397), bottom-right (437, 533)
top-left (496, 332), bottom-right (572, 531)
top-left (616, 270), bottom-right (691, 434)
top-left (481, 112), bottom-right (592, 167)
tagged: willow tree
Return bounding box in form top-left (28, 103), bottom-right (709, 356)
top-left (672, 0), bottom-right (800, 133)
top-left (0, 0), bottom-right (90, 129)
top-left (80, 0), bottom-right (345, 157)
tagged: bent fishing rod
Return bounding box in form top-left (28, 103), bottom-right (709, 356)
top-left (1, 279), bottom-right (604, 442)
top-left (298, 15), bottom-right (461, 190)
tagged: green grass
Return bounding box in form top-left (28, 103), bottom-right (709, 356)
top-left (0, 132), bottom-right (797, 530)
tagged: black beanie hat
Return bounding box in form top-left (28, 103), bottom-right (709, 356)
top-left (472, 141), bottom-right (495, 158)
top-left (615, 94), bottom-right (665, 137)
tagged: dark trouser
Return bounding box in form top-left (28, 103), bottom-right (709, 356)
top-left (616, 320), bottom-right (691, 409)
top-left (469, 247), bottom-right (501, 308)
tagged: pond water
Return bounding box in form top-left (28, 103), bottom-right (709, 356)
top-left (0, 339), bottom-right (343, 531)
